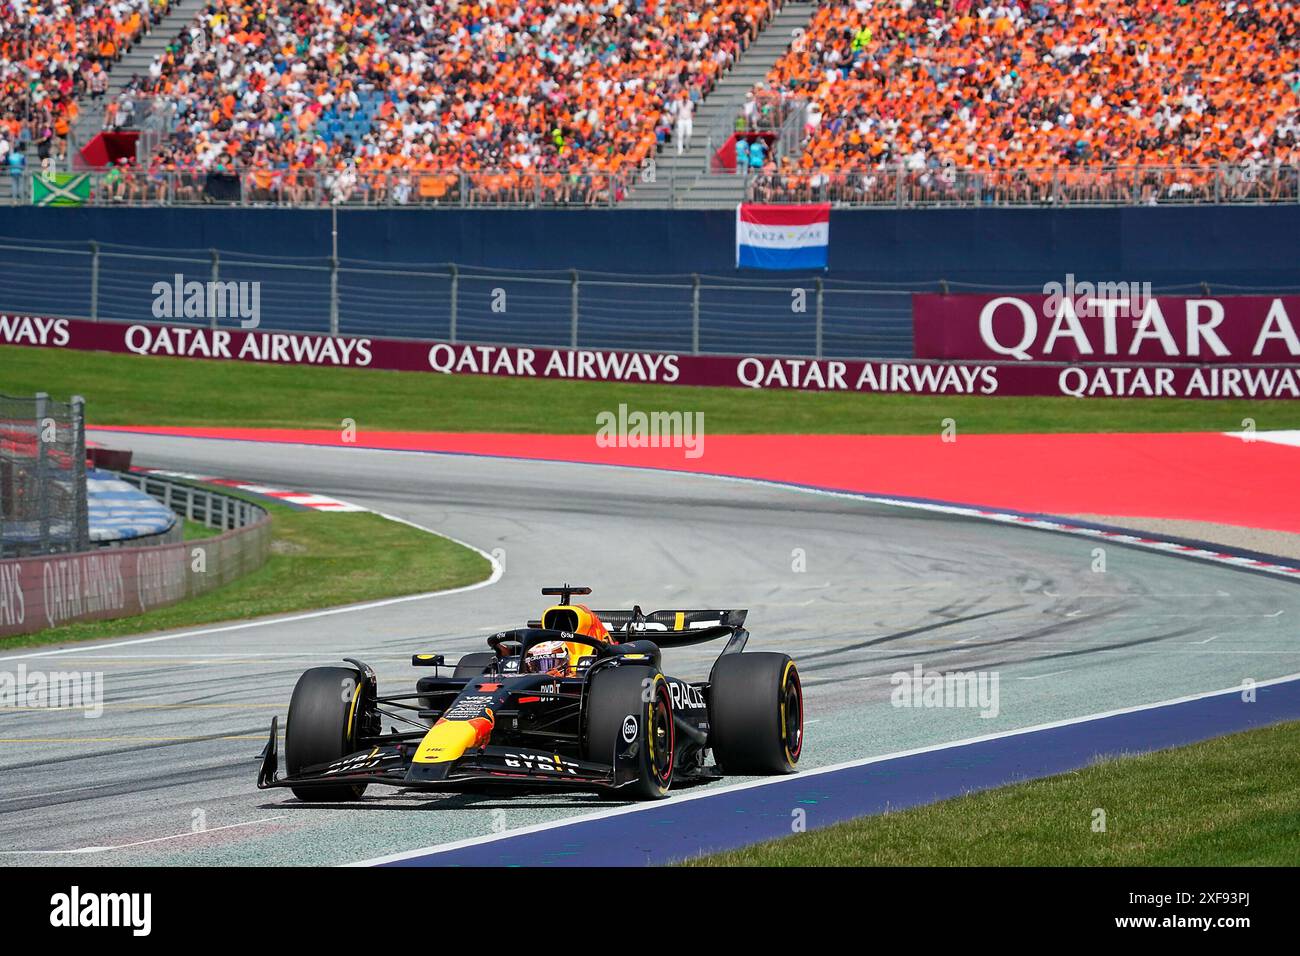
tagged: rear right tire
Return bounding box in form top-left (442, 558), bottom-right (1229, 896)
top-left (708, 653), bottom-right (803, 775)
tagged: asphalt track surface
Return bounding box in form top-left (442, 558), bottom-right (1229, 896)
top-left (3, 433), bottom-right (1299, 866)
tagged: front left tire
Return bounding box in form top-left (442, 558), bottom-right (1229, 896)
top-left (584, 665), bottom-right (675, 799)
top-left (285, 666), bottom-right (370, 801)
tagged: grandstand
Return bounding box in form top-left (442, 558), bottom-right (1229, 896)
top-left (94, 0), bottom-right (783, 205)
top-left (751, 0), bottom-right (1300, 204)
top-left (0, 0), bottom-right (176, 181)
top-left (2, 0), bottom-right (1298, 206)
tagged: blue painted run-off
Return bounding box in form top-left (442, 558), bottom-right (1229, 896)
top-left (381, 678), bottom-right (1300, 866)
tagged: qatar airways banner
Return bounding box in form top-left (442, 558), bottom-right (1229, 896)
top-left (914, 293), bottom-right (1300, 365)
top-left (3, 314), bottom-right (1299, 399)
top-left (0, 543), bottom-right (185, 638)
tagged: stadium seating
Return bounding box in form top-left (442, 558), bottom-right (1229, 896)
top-left (0, 0), bottom-right (171, 169)
top-left (112, 0), bottom-right (780, 203)
top-left (752, 0), bottom-right (1300, 202)
top-left (12, 0), bottom-right (1299, 205)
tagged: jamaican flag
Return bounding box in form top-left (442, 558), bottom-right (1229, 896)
top-left (32, 172), bottom-right (91, 207)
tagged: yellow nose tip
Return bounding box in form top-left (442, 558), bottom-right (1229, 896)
top-left (413, 721), bottom-right (481, 764)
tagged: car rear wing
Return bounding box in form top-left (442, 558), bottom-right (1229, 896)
top-left (526, 607), bottom-right (748, 648)
top-left (601, 607), bottom-right (746, 632)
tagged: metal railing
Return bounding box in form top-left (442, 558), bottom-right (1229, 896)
top-left (114, 470), bottom-right (272, 596)
top-left (705, 93), bottom-right (809, 172)
top-left (702, 91), bottom-right (752, 166)
top-left (3, 236), bottom-right (1292, 362)
top-left (4, 163), bottom-right (1298, 208)
top-left (4, 167), bottom-right (633, 208)
top-left (744, 164), bottom-right (1300, 207)
top-left (0, 236), bottom-right (913, 356)
top-left (117, 471), bottom-right (268, 533)
top-left (772, 99), bottom-right (808, 164)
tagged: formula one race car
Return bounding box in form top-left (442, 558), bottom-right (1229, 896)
top-left (257, 585), bottom-right (803, 800)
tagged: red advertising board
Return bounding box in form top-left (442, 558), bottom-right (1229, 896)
top-left (3, 313), bottom-right (1299, 400)
top-left (913, 293), bottom-right (1300, 365)
top-left (0, 544), bottom-right (187, 637)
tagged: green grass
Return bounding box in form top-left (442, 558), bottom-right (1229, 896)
top-left (687, 720), bottom-right (1300, 866)
top-left (6, 345), bottom-right (1296, 435)
top-left (182, 516), bottom-right (222, 540)
top-left (0, 493), bottom-right (491, 651)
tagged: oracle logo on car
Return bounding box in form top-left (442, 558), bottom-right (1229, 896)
top-left (668, 682), bottom-right (706, 710)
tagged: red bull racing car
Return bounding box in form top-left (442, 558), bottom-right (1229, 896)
top-left (257, 585), bottom-right (803, 800)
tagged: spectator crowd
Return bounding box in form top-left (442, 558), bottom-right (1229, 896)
top-left (106, 0), bottom-right (779, 203)
top-left (7, 0), bottom-right (1300, 205)
top-left (1, 0), bottom-right (171, 176)
top-left (753, 0), bottom-right (1300, 201)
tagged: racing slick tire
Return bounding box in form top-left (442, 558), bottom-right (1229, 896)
top-left (285, 666), bottom-right (370, 802)
top-left (708, 653), bottom-right (803, 775)
top-left (453, 652), bottom-right (497, 680)
top-left (584, 666), bottom-right (675, 800)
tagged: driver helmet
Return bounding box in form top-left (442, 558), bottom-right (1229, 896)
top-left (523, 639), bottom-right (571, 676)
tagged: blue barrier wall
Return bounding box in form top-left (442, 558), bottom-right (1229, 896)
top-left (2, 205), bottom-right (1297, 358)
top-left (2, 205), bottom-right (1299, 283)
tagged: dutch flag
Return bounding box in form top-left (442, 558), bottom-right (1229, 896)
top-left (735, 203), bottom-right (831, 270)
